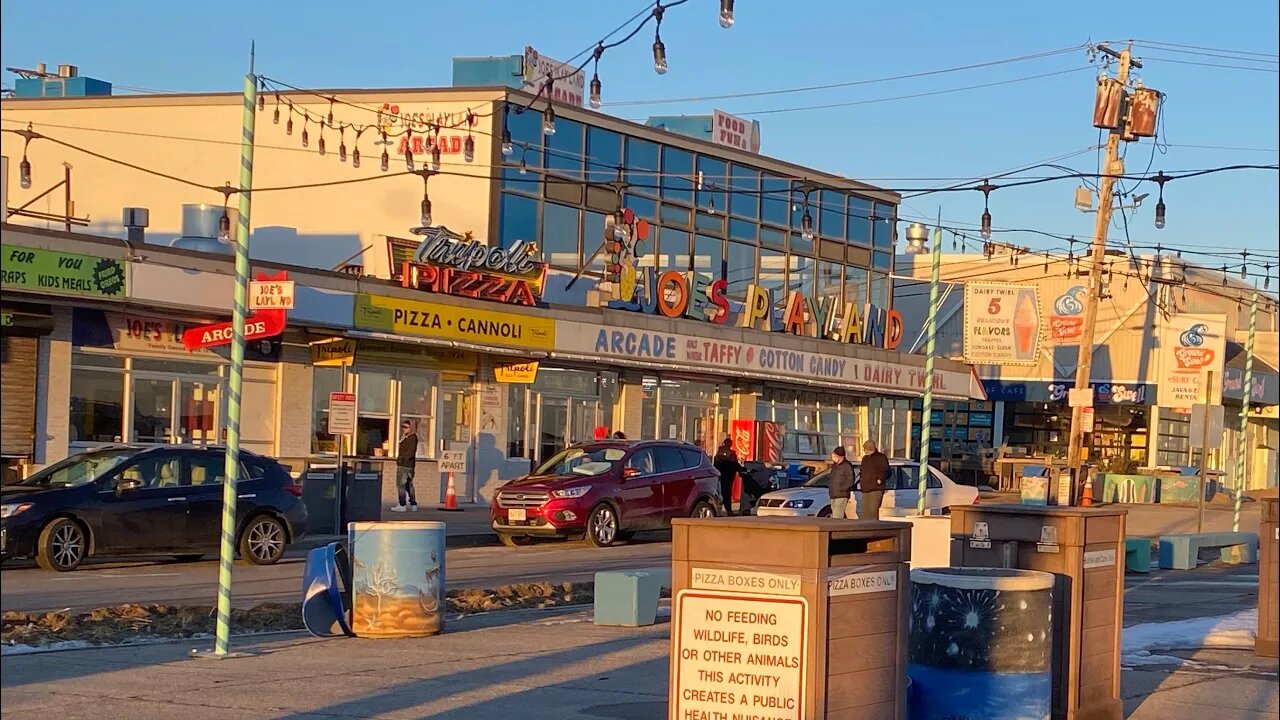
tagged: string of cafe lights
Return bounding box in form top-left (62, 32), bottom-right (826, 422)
top-left (5, 121), bottom-right (1276, 260)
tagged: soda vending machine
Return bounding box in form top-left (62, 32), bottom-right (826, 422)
top-left (730, 419), bottom-right (784, 464)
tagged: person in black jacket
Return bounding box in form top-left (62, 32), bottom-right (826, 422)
top-left (827, 447), bottom-right (856, 519)
top-left (859, 440), bottom-right (891, 520)
top-left (391, 421), bottom-right (419, 512)
top-left (713, 438), bottom-right (744, 515)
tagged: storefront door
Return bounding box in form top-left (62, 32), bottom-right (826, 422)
top-left (131, 374), bottom-right (224, 446)
top-left (535, 396), bottom-right (600, 464)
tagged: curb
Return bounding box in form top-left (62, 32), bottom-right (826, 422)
top-left (291, 531), bottom-right (497, 554)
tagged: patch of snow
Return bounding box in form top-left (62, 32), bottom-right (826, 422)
top-left (1120, 609), bottom-right (1257, 668)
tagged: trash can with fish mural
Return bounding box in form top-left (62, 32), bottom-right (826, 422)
top-left (349, 521), bottom-right (446, 638)
top-left (907, 567), bottom-right (1054, 720)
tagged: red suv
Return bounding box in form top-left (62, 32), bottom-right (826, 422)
top-left (490, 440), bottom-right (723, 548)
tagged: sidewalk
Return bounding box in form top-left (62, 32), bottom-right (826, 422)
top-left (3, 605), bottom-right (1275, 719)
top-left (294, 506), bottom-right (497, 554)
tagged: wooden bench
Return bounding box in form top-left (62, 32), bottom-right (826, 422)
top-left (593, 566), bottom-right (672, 627)
top-left (1157, 531), bottom-right (1259, 570)
top-left (1124, 537), bottom-right (1152, 573)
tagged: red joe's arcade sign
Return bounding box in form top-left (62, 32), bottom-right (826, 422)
top-left (400, 227), bottom-right (546, 307)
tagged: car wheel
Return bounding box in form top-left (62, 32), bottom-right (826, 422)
top-left (239, 515), bottom-right (287, 565)
top-left (36, 518), bottom-right (87, 572)
top-left (172, 554), bottom-right (205, 562)
top-left (584, 504), bottom-right (619, 548)
top-left (691, 501), bottom-right (717, 519)
top-left (498, 533), bottom-right (535, 548)
top-left (817, 506), bottom-right (833, 518)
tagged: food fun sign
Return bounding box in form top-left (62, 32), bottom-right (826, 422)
top-left (1158, 313), bottom-right (1227, 409)
top-left (607, 267), bottom-right (905, 351)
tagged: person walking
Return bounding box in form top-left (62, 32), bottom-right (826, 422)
top-left (859, 440), bottom-right (890, 520)
top-left (713, 437), bottom-right (744, 515)
top-left (391, 420), bottom-right (419, 512)
top-left (827, 446), bottom-right (856, 519)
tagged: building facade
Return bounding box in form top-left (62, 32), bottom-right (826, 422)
top-left (1, 82), bottom-right (983, 514)
top-left (895, 249), bottom-right (1280, 491)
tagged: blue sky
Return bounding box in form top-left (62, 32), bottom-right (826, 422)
top-left (3, 0), bottom-right (1277, 275)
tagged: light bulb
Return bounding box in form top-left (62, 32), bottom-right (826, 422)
top-left (405, 150), bottom-right (415, 172)
top-left (590, 74), bottom-right (602, 109)
top-left (431, 144), bottom-right (442, 170)
top-left (420, 197), bottom-right (433, 227)
top-left (318, 135), bottom-right (326, 156)
top-left (218, 212), bottom-right (231, 241)
top-left (352, 146), bottom-right (360, 168)
top-left (1154, 199), bottom-right (1166, 229)
top-left (381, 150), bottom-right (390, 172)
top-left (653, 38), bottom-right (668, 75)
top-left (542, 108), bottom-right (556, 136)
top-left (286, 116), bottom-right (293, 135)
top-left (501, 128), bottom-right (514, 156)
top-left (273, 106), bottom-right (280, 124)
top-left (719, 0), bottom-right (735, 28)
top-left (463, 135), bottom-right (475, 163)
top-left (519, 157), bottom-right (528, 175)
top-left (800, 211), bottom-right (814, 241)
top-left (339, 141), bottom-right (347, 162)
top-left (980, 210), bottom-right (992, 239)
top-left (257, 94), bottom-right (265, 111)
top-left (302, 127), bottom-right (309, 148)
top-left (19, 157), bottom-right (32, 189)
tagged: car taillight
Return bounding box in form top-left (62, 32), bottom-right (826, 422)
top-left (284, 484), bottom-right (304, 498)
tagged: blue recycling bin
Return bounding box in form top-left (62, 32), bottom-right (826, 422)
top-left (908, 567), bottom-right (1054, 720)
top-left (348, 521), bottom-right (446, 638)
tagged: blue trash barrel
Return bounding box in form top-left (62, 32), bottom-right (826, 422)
top-left (348, 521), bottom-right (446, 638)
top-left (907, 567), bottom-right (1054, 720)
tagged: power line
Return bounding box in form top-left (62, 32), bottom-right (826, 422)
top-left (1133, 43), bottom-right (1278, 65)
top-left (603, 44), bottom-right (1089, 106)
top-left (1131, 39), bottom-right (1279, 60)
top-left (1141, 56), bottom-right (1280, 72)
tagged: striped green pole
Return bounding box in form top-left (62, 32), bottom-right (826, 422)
top-left (214, 46), bottom-right (258, 656)
top-left (1232, 291), bottom-right (1257, 533)
top-left (916, 211), bottom-right (943, 516)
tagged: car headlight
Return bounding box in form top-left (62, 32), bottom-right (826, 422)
top-left (1, 503), bottom-right (33, 519)
top-left (551, 486), bottom-right (591, 499)
top-left (782, 499), bottom-right (813, 509)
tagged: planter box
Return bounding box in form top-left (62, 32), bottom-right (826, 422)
top-left (1100, 474), bottom-right (1157, 503)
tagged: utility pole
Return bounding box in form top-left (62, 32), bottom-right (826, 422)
top-left (1066, 44), bottom-right (1142, 500)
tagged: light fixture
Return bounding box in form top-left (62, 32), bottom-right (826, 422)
top-left (501, 104), bottom-right (515, 156)
top-left (589, 45), bottom-right (604, 109)
top-left (301, 116), bottom-right (310, 148)
top-left (431, 140), bottom-right (442, 170)
top-left (405, 130), bottom-right (415, 171)
top-left (905, 222), bottom-right (928, 254)
top-left (381, 148), bottom-right (390, 172)
top-left (218, 189), bottom-right (232, 241)
top-left (19, 156), bottom-right (31, 189)
top-left (653, 4), bottom-right (668, 75)
top-left (543, 106), bottom-right (557, 136)
top-left (719, 0), bottom-right (735, 27)
top-left (352, 146), bottom-right (361, 168)
top-left (1152, 171), bottom-right (1169, 229)
top-left (463, 134), bottom-right (475, 163)
top-left (317, 123), bottom-right (326, 156)
top-left (977, 179), bottom-right (995, 240)
top-left (800, 210), bottom-right (814, 242)
top-left (338, 127), bottom-right (347, 162)
top-left (286, 105), bottom-right (294, 135)
top-left (420, 172), bottom-right (433, 227)
top-left (1241, 252), bottom-right (1249, 280)
top-left (327, 99), bottom-right (335, 126)
top-left (518, 151), bottom-right (528, 175)
top-left (272, 93), bottom-right (280, 124)
top-left (1265, 264), bottom-right (1272, 290)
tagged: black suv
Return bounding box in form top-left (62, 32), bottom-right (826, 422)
top-left (1, 446), bottom-right (308, 571)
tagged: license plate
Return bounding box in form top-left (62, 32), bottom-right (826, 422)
top-left (508, 508), bottom-right (527, 522)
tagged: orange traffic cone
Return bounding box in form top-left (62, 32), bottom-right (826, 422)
top-left (440, 472), bottom-right (463, 512)
top-left (1081, 473), bottom-right (1094, 507)
top-left (730, 473), bottom-right (743, 515)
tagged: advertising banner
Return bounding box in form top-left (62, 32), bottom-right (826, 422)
top-left (1047, 285), bottom-right (1087, 342)
top-left (963, 282), bottom-right (1041, 365)
top-left (522, 46), bottom-right (586, 107)
top-left (2, 245), bottom-right (127, 299)
top-left (554, 321), bottom-right (979, 399)
top-left (354, 293), bottom-right (555, 351)
top-left (711, 109), bottom-right (762, 153)
top-left (1158, 313), bottom-right (1227, 408)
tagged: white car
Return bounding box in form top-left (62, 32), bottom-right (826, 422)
top-left (754, 460), bottom-right (979, 518)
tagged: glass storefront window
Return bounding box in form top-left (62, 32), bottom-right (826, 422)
top-left (546, 119), bottom-right (584, 179)
top-left (870, 271), bottom-right (890, 308)
top-left (729, 164), bottom-right (759, 219)
top-left (542, 202), bottom-right (580, 268)
top-left (697, 156), bottom-right (728, 216)
top-left (761, 175), bottom-right (789, 226)
top-left (656, 227), bottom-right (690, 271)
top-left (356, 369), bottom-right (394, 457)
top-left (312, 366), bottom-right (343, 454)
top-left (872, 203), bottom-right (895, 249)
top-left (817, 261), bottom-right (843, 303)
top-left (440, 388), bottom-right (471, 447)
top-left (400, 373), bottom-right (436, 457)
top-left (694, 234), bottom-right (723, 279)
top-left (847, 196), bottom-right (872, 246)
top-left (132, 378), bottom-right (174, 444)
top-left (789, 254), bottom-right (815, 299)
top-left (584, 210), bottom-right (608, 273)
top-left (820, 190), bottom-right (844, 239)
top-left (499, 192), bottom-right (538, 250)
top-left (726, 241), bottom-right (756, 299)
top-left (586, 126), bottom-right (621, 183)
top-left (625, 136), bottom-right (660, 195)
top-left (844, 266), bottom-right (868, 308)
top-left (70, 364), bottom-right (124, 444)
top-left (759, 248), bottom-right (786, 296)
top-left (662, 147), bottom-right (694, 204)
